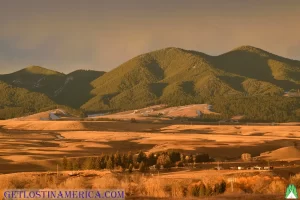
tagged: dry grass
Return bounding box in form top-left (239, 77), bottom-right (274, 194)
top-left (235, 175), bottom-right (287, 194)
top-left (1, 172), bottom-right (300, 199)
top-left (1, 120), bottom-right (300, 174)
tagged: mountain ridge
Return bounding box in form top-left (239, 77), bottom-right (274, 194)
top-left (1, 46), bottom-right (300, 121)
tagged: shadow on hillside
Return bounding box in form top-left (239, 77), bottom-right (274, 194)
top-left (0, 162), bottom-right (46, 174)
top-left (149, 83), bottom-right (168, 97)
top-left (211, 50), bottom-right (300, 91)
top-left (218, 76), bottom-right (245, 92)
top-left (191, 139), bottom-right (297, 159)
top-left (0, 69), bottom-right (105, 109)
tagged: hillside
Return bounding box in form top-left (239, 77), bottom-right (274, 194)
top-left (1, 46), bottom-right (300, 121)
top-left (81, 46), bottom-right (300, 122)
top-left (0, 67), bottom-right (105, 108)
top-left (0, 81), bottom-right (56, 119)
top-left (259, 146), bottom-right (300, 161)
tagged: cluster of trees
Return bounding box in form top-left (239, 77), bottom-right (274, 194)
top-left (189, 181), bottom-right (227, 197)
top-left (61, 151), bottom-right (211, 172)
top-left (213, 96), bottom-right (300, 122)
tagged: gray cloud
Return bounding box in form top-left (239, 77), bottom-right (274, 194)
top-left (0, 0), bottom-right (300, 74)
top-left (287, 43), bottom-right (300, 60)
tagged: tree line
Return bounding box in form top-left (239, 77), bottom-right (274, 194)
top-left (61, 150), bottom-right (211, 172)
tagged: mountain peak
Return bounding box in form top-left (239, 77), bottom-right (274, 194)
top-left (229, 45), bottom-right (272, 58)
top-left (24, 66), bottom-right (64, 75)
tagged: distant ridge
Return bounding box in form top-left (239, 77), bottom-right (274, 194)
top-left (1, 46), bottom-right (300, 121)
top-left (22, 66), bottom-right (64, 76)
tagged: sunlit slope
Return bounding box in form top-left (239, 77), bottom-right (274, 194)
top-left (82, 46), bottom-right (300, 112)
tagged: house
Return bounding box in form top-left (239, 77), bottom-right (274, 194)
top-left (263, 166), bottom-right (274, 170)
top-left (238, 166), bottom-right (244, 170)
top-left (254, 166), bottom-right (262, 170)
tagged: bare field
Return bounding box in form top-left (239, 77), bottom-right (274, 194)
top-left (0, 120), bottom-right (300, 174)
top-left (0, 120), bottom-right (300, 199)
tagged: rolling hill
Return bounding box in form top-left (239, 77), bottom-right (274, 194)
top-left (1, 46), bottom-right (300, 121)
top-left (0, 66), bottom-right (105, 108)
top-left (81, 46), bottom-right (300, 113)
top-left (0, 81), bottom-right (56, 119)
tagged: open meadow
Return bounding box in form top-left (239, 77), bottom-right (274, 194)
top-left (0, 119), bottom-right (300, 199)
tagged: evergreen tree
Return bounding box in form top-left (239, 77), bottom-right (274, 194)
top-left (219, 180), bottom-right (226, 194)
top-left (168, 151), bottom-right (181, 163)
top-left (114, 151), bottom-right (121, 167)
top-left (127, 151), bottom-right (133, 166)
top-left (120, 154), bottom-right (128, 168)
top-left (106, 158), bottom-right (113, 170)
top-left (147, 153), bottom-right (157, 166)
top-left (95, 156), bottom-right (101, 170)
top-left (67, 159), bottom-right (73, 170)
top-left (137, 151), bottom-right (147, 163)
top-left (73, 158), bottom-right (80, 170)
top-left (62, 156), bottom-right (68, 170)
top-left (139, 161), bottom-right (146, 172)
top-left (83, 157), bottom-right (95, 170)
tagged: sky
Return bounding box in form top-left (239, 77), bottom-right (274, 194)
top-left (1, 0), bottom-right (300, 74)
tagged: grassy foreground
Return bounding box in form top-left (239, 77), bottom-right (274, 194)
top-left (0, 171), bottom-right (299, 199)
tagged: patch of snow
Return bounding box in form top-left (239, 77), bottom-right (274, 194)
top-left (49, 113), bottom-right (60, 120)
top-left (54, 76), bottom-right (74, 96)
top-left (13, 80), bottom-right (22, 84)
top-left (33, 77), bottom-right (46, 88)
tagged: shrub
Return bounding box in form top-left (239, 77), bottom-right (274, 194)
top-left (176, 161), bottom-right (184, 167)
top-left (130, 118), bottom-right (137, 123)
top-left (62, 156), bottom-right (68, 170)
top-left (199, 183), bottom-right (206, 196)
top-left (92, 175), bottom-right (120, 189)
top-left (128, 164), bottom-right (133, 173)
top-left (188, 184), bottom-right (200, 197)
top-left (157, 154), bottom-right (172, 169)
top-left (139, 162), bottom-right (146, 172)
top-left (59, 177), bottom-right (85, 189)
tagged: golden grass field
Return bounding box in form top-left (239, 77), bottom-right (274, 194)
top-left (0, 120), bottom-right (300, 173)
top-left (1, 118), bottom-right (300, 199)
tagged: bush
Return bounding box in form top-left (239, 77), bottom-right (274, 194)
top-left (176, 161), bottom-right (184, 167)
top-left (128, 164), bottom-right (133, 173)
top-left (139, 162), bottom-right (146, 172)
top-left (188, 184), bottom-right (200, 197)
top-left (157, 154), bottom-right (172, 169)
top-left (130, 118), bottom-right (137, 123)
top-left (62, 156), bottom-right (68, 170)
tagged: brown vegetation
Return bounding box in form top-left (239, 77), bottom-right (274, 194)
top-left (0, 172), bottom-right (299, 199)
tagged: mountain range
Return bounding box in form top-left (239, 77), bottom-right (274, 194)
top-left (1, 45), bottom-right (300, 121)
